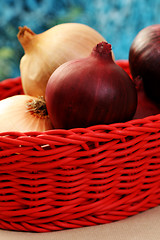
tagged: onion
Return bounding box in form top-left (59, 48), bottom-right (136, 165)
top-left (0, 95), bottom-right (53, 132)
top-left (129, 24), bottom-right (160, 104)
top-left (17, 23), bottom-right (106, 97)
top-left (45, 42), bottom-right (137, 129)
top-left (133, 78), bottom-right (160, 119)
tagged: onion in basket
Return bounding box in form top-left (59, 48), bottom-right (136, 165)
top-left (0, 95), bottom-right (53, 132)
top-left (133, 78), bottom-right (160, 119)
top-left (129, 24), bottom-right (160, 104)
top-left (45, 42), bottom-right (137, 129)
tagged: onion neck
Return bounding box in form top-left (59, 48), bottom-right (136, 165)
top-left (91, 41), bottom-right (113, 60)
top-left (17, 26), bottom-right (36, 52)
top-left (26, 97), bottom-right (49, 119)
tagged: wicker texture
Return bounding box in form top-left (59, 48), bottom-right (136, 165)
top-left (0, 61), bottom-right (160, 232)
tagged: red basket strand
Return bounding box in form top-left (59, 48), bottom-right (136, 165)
top-left (0, 77), bottom-right (23, 100)
top-left (0, 61), bottom-right (160, 232)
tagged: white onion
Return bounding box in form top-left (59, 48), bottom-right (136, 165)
top-left (0, 95), bottom-right (53, 132)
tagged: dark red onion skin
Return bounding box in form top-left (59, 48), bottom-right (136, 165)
top-left (45, 42), bottom-right (137, 129)
top-left (133, 78), bottom-right (160, 119)
top-left (129, 24), bottom-right (160, 104)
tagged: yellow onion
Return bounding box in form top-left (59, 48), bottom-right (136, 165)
top-left (17, 23), bottom-right (106, 97)
top-left (0, 95), bottom-right (53, 132)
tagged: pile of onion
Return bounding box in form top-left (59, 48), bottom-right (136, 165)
top-left (6, 23), bottom-right (160, 132)
top-left (45, 41), bottom-right (137, 129)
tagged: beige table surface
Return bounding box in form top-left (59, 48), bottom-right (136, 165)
top-left (0, 206), bottom-right (160, 240)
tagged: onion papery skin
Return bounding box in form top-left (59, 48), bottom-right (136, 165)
top-left (45, 42), bottom-right (137, 129)
top-left (18, 23), bottom-right (107, 98)
top-left (0, 95), bottom-right (53, 132)
top-left (129, 24), bottom-right (160, 104)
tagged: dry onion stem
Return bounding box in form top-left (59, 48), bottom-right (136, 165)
top-left (26, 96), bottom-right (48, 117)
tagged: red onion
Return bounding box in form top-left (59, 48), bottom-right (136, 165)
top-left (129, 24), bottom-right (160, 104)
top-left (45, 42), bottom-right (137, 129)
top-left (133, 78), bottom-right (160, 119)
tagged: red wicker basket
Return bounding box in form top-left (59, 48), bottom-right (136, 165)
top-left (0, 60), bottom-right (160, 233)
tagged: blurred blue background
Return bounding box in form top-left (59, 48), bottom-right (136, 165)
top-left (0, 0), bottom-right (160, 81)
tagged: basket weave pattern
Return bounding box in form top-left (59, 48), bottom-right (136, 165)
top-left (0, 61), bottom-right (160, 232)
